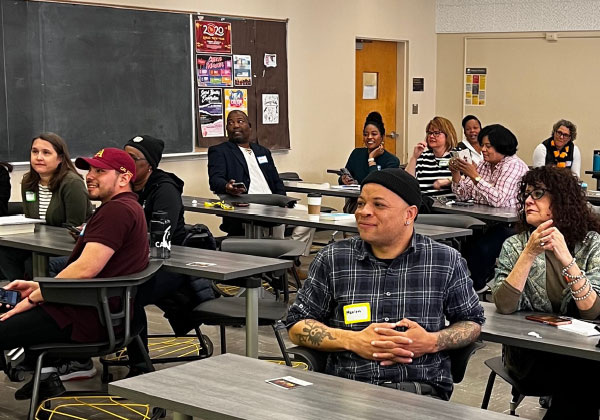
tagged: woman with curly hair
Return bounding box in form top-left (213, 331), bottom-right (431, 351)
top-left (491, 165), bottom-right (600, 420)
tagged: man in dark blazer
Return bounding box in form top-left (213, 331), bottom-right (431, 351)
top-left (208, 110), bottom-right (286, 235)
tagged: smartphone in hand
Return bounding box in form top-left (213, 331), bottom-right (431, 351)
top-left (63, 224), bottom-right (82, 235)
top-left (231, 182), bottom-right (247, 192)
top-left (0, 289), bottom-right (21, 307)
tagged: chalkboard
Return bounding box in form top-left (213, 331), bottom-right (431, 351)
top-left (0, 0), bottom-right (193, 162)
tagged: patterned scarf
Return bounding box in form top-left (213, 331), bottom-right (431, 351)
top-left (542, 137), bottom-right (574, 168)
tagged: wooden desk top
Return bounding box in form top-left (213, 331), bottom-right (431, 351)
top-left (183, 196), bottom-right (472, 241)
top-left (432, 201), bottom-right (518, 223)
top-left (110, 353), bottom-right (514, 420)
top-left (481, 302), bottom-right (600, 361)
top-left (0, 225), bottom-right (291, 281)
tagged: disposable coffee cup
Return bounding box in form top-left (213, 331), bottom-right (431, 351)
top-left (307, 193), bottom-right (322, 220)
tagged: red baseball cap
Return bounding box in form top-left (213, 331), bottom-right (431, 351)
top-left (75, 148), bottom-right (136, 181)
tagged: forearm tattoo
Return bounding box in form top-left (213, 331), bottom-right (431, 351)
top-left (436, 321), bottom-right (480, 351)
top-left (295, 319), bottom-right (336, 347)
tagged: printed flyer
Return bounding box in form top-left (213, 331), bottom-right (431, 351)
top-left (197, 55), bottom-right (233, 87)
top-left (198, 88), bottom-right (224, 137)
top-left (233, 55), bottom-right (252, 86)
top-left (195, 20), bottom-right (232, 54)
top-left (224, 89), bottom-right (248, 120)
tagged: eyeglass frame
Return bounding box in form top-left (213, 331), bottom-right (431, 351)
top-left (426, 130), bottom-right (444, 138)
top-left (554, 130), bottom-right (571, 140)
top-left (521, 188), bottom-right (549, 201)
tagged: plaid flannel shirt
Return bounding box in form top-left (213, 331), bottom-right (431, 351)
top-left (286, 235), bottom-right (485, 396)
top-left (452, 154), bottom-right (529, 208)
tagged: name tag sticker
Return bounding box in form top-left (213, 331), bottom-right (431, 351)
top-left (25, 191), bottom-right (36, 202)
top-left (343, 303), bottom-right (371, 324)
top-left (257, 155), bottom-right (268, 164)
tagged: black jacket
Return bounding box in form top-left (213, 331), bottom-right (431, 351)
top-left (207, 140), bottom-right (285, 195)
top-left (136, 169), bottom-right (186, 246)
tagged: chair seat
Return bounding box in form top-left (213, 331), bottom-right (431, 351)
top-left (192, 297), bottom-right (288, 325)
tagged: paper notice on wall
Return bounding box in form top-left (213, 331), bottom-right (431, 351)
top-left (465, 68), bottom-right (486, 106)
top-left (198, 89), bottom-right (224, 137)
top-left (224, 89), bottom-right (248, 120)
top-left (195, 20), bottom-right (232, 54)
top-left (264, 53), bottom-right (277, 68)
top-left (197, 55), bottom-right (233, 87)
top-left (262, 94), bottom-right (279, 124)
top-left (233, 55), bottom-right (252, 86)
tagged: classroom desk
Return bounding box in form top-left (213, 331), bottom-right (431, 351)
top-left (283, 180), bottom-right (360, 198)
top-left (586, 189), bottom-right (600, 205)
top-left (432, 201), bottom-right (518, 223)
top-left (183, 196), bottom-right (472, 241)
top-left (109, 353), bottom-right (514, 420)
top-left (0, 225), bottom-right (292, 358)
top-left (480, 302), bottom-right (600, 361)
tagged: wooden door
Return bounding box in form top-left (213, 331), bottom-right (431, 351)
top-left (355, 40), bottom-right (397, 155)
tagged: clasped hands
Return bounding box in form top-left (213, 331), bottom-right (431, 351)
top-left (350, 318), bottom-right (436, 366)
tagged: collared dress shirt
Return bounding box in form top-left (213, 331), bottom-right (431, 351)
top-left (286, 234), bottom-right (485, 397)
top-left (452, 154), bottom-right (528, 208)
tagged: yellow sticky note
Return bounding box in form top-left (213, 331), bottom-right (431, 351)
top-left (343, 303), bottom-right (371, 324)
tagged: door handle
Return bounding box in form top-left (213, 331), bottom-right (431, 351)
top-left (386, 131), bottom-right (399, 139)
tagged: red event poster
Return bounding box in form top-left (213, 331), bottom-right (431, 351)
top-left (195, 20), bottom-right (232, 54)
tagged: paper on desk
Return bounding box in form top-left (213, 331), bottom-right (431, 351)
top-left (0, 216), bottom-right (44, 225)
top-left (557, 319), bottom-right (600, 336)
top-left (330, 185), bottom-right (360, 190)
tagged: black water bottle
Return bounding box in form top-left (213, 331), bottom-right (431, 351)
top-left (150, 210), bottom-right (171, 259)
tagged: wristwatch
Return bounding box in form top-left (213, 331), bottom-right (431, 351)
top-left (474, 176), bottom-right (482, 184)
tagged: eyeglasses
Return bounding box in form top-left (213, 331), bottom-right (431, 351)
top-left (521, 188), bottom-right (549, 201)
top-left (555, 130), bottom-right (571, 139)
top-left (204, 201), bottom-right (234, 211)
top-left (426, 131), bottom-right (443, 138)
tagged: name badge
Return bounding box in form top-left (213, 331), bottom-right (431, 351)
top-left (25, 191), bottom-right (36, 202)
top-left (343, 302), bottom-right (371, 324)
top-left (257, 155), bottom-right (268, 164)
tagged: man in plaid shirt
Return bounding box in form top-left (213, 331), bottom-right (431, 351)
top-left (287, 168), bottom-right (484, 400)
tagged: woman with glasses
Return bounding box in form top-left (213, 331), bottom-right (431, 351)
top-left (406, 116), bottom-right (458, 196)
top-left (532, 119), bottom-right (580, 176)
top-left (491, 165), bottom-right (600, 420)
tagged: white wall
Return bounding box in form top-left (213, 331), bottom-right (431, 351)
top-left (11, 0), bottom-right (438, 233)
top-left (437, 0), bottom-right (600, 33)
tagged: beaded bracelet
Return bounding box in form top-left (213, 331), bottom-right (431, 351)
top-left (566, 275), bottom-right (585, 288)
top-left (564, 270), bottom-right (585, 281)
top-left (561, 258), bottom-right (577, 276)
top-left (573, 285), bottom-right (594, 301)
top-left (571, 278), bottom-right (590, 295)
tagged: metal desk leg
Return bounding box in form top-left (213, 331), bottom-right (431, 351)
top-left (172, 413), bottom-right (192, 420)
top-left (32, 253), bottom-right (49, 277)
top-left (245, 286), bottom-right (259, 358)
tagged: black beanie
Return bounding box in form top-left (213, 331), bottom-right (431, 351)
top-left (361, 168), bottom-right (422, 208)
top-left (125, 135), bottom-right (165, 169)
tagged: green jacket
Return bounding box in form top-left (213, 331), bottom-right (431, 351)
top-left (492, 230), bottom-right (600, 315)
top-left (21, 170), bottom-right (92, 227)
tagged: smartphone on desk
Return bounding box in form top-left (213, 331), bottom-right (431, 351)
top-left (62, 223), bottom-right (82, 235)
top-left (526, 314), bottom-right (572, 326)
top-left (452, 201), bottom-right (474, 207)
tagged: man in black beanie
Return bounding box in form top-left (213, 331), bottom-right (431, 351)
top-left (287, 168), bottom-right (484, 400)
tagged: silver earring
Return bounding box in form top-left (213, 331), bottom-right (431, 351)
top-left (405, 221), bottom-right (411, 225)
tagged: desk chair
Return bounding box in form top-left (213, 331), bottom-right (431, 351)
top-left (7, 201), bottom-right (24, 215)
top-left (288, 341), bottom-right (484, 389)
top-left (480, 356), bottom-right (548, 416)
top-left (12, 260), bottom-right (163, 420)
top-left (190, 239), bottom-right (305, 365)
top-left (278, 172), bottom-right (302, 181)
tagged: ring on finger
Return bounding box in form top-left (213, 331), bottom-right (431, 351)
top-left (540, 241), bottom-right (545, 247)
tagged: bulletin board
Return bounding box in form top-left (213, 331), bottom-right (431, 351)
top-left (194, 16), bottom-right (290, 151)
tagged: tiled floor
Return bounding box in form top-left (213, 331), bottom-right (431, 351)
top-left (0, 240), bottom-right (549, 419)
